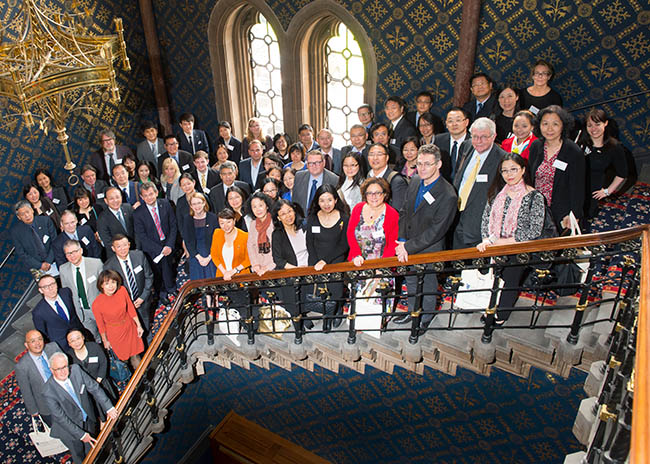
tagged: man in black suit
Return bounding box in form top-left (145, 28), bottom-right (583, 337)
top-left (406, 91), bottom-right (445, 135)
top-left (396, 144), bottom-right (458, 333)
top-left (89, 129), bottom-right (134, 182)
top-left (32, 275), bottom-right (85, 349)
top-left (435, 107), bottom-right (471, 182)
top-left (453, 117), bottom-right (505, 249)
top-left (133, 182), bottom-right (177, 305)
top-left (158, 134), bottom-right (195, 177)
top-left (192, 150), bottom-right (220, 196)
top-left (136, 121), bottom-right (165, 176)
top-left (298, 124), bottom-right (319, 152)
top-left (208, 161), bottom-right (251, 212)
top-left (177, 112), bottom-right (210, 156)
top-left (462, 73), bottom-right (498, 123)
top-left (238, 139), bottom-right (266, 191)
top-left (369, 122), bottom-right (399, 165)
top-left (216, 121), bottom-right (242, 165)
top-left (44, 352), bottom-right (118, 464)
top-left (292, 151), bottom-right (339, 213)
top-left (367, 142), bottom-right (408, 211)
top-left (341, 124), bottom-right (370, 171)
top-left (97, 187), bottom-right (136, 257)
top-left (80, 165), bottom-right (108, 205)
top-left (104, 234), bottom-right (154, 331)
top-left (11, 200), bottom-right (58, 275)
top-left (52, 210), bottom-right (102, 266)
top-left (317, 128), bottom-right (343, 174)
top-left (357, 104), bottom-right (375, 133)
top-left (384, 95), bottom-right (418, 157)
top-left (15, 330), bottom-right (60, 426)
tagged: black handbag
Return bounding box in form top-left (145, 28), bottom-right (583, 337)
top-left (304, 284), bottom-right (337, 314)
top-left (108, 348), bottom-right (131, 383)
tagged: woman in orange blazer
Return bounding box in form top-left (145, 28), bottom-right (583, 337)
top-left (210, 208), bottom-right (251, 280)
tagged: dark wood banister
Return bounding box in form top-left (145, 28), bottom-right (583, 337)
top-left (85, 224), bottom-right (650, 463)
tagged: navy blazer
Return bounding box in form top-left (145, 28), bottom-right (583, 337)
top-left (216, 136), bottom-right (242, 165)
top-left (52, 224), bottom-right (102, 266)
top-left (462, 94), bottom-right (498, 123)
top-left (32, 287), bottom-right (84, 349)
top-left (179, 211), bottom-right (219, 257)
top-left (133, 199), bottom-right (177, 258)
top-left (11, 216), bottom-right (57, 270)
top-left (238, 158), bottom-right (266, 191)
top-left (158, 150), bottom-right (196, 177)
top-left (193, 168), bottom-right (221, 195)
top-left (177, 129), bottom-right (210, 155)
top-left (114, 180), bottom-right (140, 206)
top-left (389, 117), bottom-right (418, 157)
top-left (103, 249), bottom-right (154, 303)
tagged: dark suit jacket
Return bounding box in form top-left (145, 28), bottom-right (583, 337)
top-left (435, 133), bottom-right (471, 183)
top-left (133, 199), bottom-right (177, 258)
top-left (389, 117), bottom-right (418, 156)
top-left (321, 149), bottom-right (343, 175)
top-left (376, 169), bottom-right (408, 212)
top-left (97, 204), bottom-right (135, 257)
top-left (399, 175), bottom-right (458, 254)
top-left (453, 143), bottom-right (505, 247)
top-left (15, 342), bottom-right (61, 416)
top-left (89, 145), bottom-right (134, 182)
top-left (216, 136), bottom-right (242, 165)
top-left (43, 364), bottom-right (113, 444)
top-left (238, 158), bottom-right (266, 191)
top-left (136, 138), bottom-right (165, 176)
top-left (103, 250), bottom-right (154, 305)
top-left (272, 225), bottom-right (308, 269)
top-left (50, 186), bottom-right (71, 214)
top-left (52, 224), bottom-right (102, 267)
top-left (462, 94), bottom-right (498, 122)
top-left (341, 145), bottom-right (370, 172)
top-left (208, 181), bottom-right (251, 213)
top-left (114, 180), bottom-right (140, 206)
top-left (292, 169), bottom-right (339, 214)
top-left (32, 288), bottom-right (84, 349)
top-left (528, 138), bottom-right (586, 226)
top-left (158, 150), bottom-right (195, 177)
top-left (179, 211), bottom-right (220, 258)
top-left (406, 110), bottom-right (445, 135)
top-left (177, 129), bottom-right (210, 155)
top-left (11, 216), bottom-right (57, 270)
top-left (83, 179), bottom-right (109, 206)
top-left (193, 168), bottom-right (220, 195)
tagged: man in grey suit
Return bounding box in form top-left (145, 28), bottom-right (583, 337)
top-left (292, 150), bottom-right (339, 214)
top-left (396, 144), bottom-right (458, 333)
top-left (317, 128), bottom-right (343, 175)
top-left (15, 330), bottom-right (60, 426)
top-left (59, 239), bottom-right (102, 342)
top-left (44, 352), bottom-right (118, 464)
top-left (97, 187), bottom-right (136, 257)
top-left (136, 121), bottom-right (165, 177)
top-left (452, 117), bottom-right (505, 249)
top-left (103, 234), bottom-right (154, 333)
top-left (208, 161), bottom-right (251, 212)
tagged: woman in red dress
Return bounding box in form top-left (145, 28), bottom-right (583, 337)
top-left (92, 269), bottom-right (144, 369)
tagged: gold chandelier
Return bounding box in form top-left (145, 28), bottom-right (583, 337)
top-left (0, 0), bottom-right (130, 185)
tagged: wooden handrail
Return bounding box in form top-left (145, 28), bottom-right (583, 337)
top-left (631, 228), bottom-right (649, 463)
top-left (85, 224), bottom-right (650, 463)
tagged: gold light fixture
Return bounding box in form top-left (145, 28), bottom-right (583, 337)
top-left (0, 0), bottom-right (130, 185)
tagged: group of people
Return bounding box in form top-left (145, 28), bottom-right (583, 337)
top-left (12, 61), bottom-right (630, 462)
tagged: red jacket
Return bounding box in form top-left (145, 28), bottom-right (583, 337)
top-left (347, 202), bottom-right (399, 260)
top-left (501, 133), bottom-right (537, 160)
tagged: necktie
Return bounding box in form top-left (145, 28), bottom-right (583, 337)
top-left (458, 153), bottom-right (481, 211)
top-left (123, 260), bottom-right (139, 298)
top-left (477, 102), bottom-right (484, 114)
top-left (201, 173), bottom-right (206, 189)
top-left (151, 142), bottom-right (158, 157)
top-left (91, 185), bottom-right (96, 200)
top-left (55, 301), bottom-right (69, 322)
top-left (123, 187), bottom-right (129, 201)
top-left (76, 267), bottom-right (89, 310)
top-left (151, 206), bottom-right (165, 240)
top-left (188, 134), bottom-right (194, 152)
top-left (40, 355), bottom-right (52, 380)
top-left (308, 179), bottom-right (318, 209)
top-left (117, 209), bottom-right (126, 229)
top-left (106, 154), bottom-right (115, 176)
top-left (64, 382), bottom-right (87, 421)
top-left (451, 141), bottom-right (459, 174)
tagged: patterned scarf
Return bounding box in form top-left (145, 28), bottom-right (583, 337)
top-left (489, 179), bottom-right (528, 239)
top-left (255, 213), bottom-right (272, 254)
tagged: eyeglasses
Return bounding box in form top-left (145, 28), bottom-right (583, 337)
top-left (262, 188), bottom-right (278, 194)
top-left (416, 161), bottom-right (437, 168)
top-left (51, 366), bottom-right (69, 372)
top-left (101, 138), bottom-right (114, 143)
top-left (366, 191), bottom-right (385, 197)
top-left (165, 142), bottom-right (178, 146)
top-left (471, 134), bottom-right (493, 141)
top-left (471, 81), bottom-right (489, 88)
top-left (38, 282), bottom-right (57, 290)
top-left (533, 71), bottom-right (550, 77)
top-left (368, 152), bottom-right (387, 158)
top-left (64, 248), bottom-right (82, 255)
top-left (501, 168), bottom-right (521, 175)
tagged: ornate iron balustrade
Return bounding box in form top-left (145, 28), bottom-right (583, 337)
top-left (84, 225), bottom-right (648, 464)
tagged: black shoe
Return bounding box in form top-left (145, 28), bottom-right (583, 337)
top-left (392, 313), bottom-right (412, 324)
top-left (323, 318), bottom-right (332, 333)
top-left (332, 315), bottom-right (343, 328)
top-left (160, 296), bottom-right (171, 306)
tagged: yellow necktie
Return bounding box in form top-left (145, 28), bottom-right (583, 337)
top-left (201, 173), bottom-right (206, 189)
top-left (458, 153), bottom-right (481, 211)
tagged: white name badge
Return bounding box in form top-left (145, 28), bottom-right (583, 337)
top-left (88, 356), bottom-right (99, 363)
top-left (227, 144), bottom-right (234, 151)
top-left (311, 226), bottom-right (321, 234)
top-left (133, 265), bottom-right (143, 274)
top-left (197, 140), bottom-right (203, 145)
top-left (182, 164), bottom-right (190, 170)
top-left (424, 191), bottom-right (435, 204)
top-left (97, 193), bottom-right (105, 199)
top-left (81, 236), bottom-right (90, 245)
top-left (80, 218), bottom-right (88, 225)
top-left (87, 275), bottom-right (97, 283)
top-left (116, 158), bottom-right (123, 164)
top-left (476, 174), bottom-right (488, 183)
top-left (553, 159), bottom-right (568, 171)
top-left (203, 187), bottom-right (210, 194)
top-left (372, 230), bottom-right (384, 239)
top-left (584, 147), bottom-right (591, 155)
top-left (528, 105), bottom-right (540, 115)
top-left (46, 209), bottom-right (53, 216)
top-left (52, 198), bottom-right (60, 205)
top-left (80, 384), bottom-right (85, 394)
top-left (390, 138), bottom-right (396, 145)
top-left (43, 235), bottom-right (50, 243)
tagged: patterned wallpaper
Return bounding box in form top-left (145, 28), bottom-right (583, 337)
top-left (0, 0), bottom-right (156, 317)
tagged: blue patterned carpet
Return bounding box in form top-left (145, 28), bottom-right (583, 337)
top-left (142, 363), bottom-right (587, 464)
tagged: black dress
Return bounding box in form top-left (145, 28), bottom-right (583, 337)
top-left (76, 205), bottom-right (103, 232)
top-left (67, 341), bottom-right (117, 401)
top-left (495, 113), bottom-right (515, 144)
top-left (520, 88), bottom-right (563, 112)
top-left (584, 142), bottom-right (628, 217)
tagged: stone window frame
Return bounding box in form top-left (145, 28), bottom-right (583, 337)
top-left (208, 0), bottom-right (377, 141)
